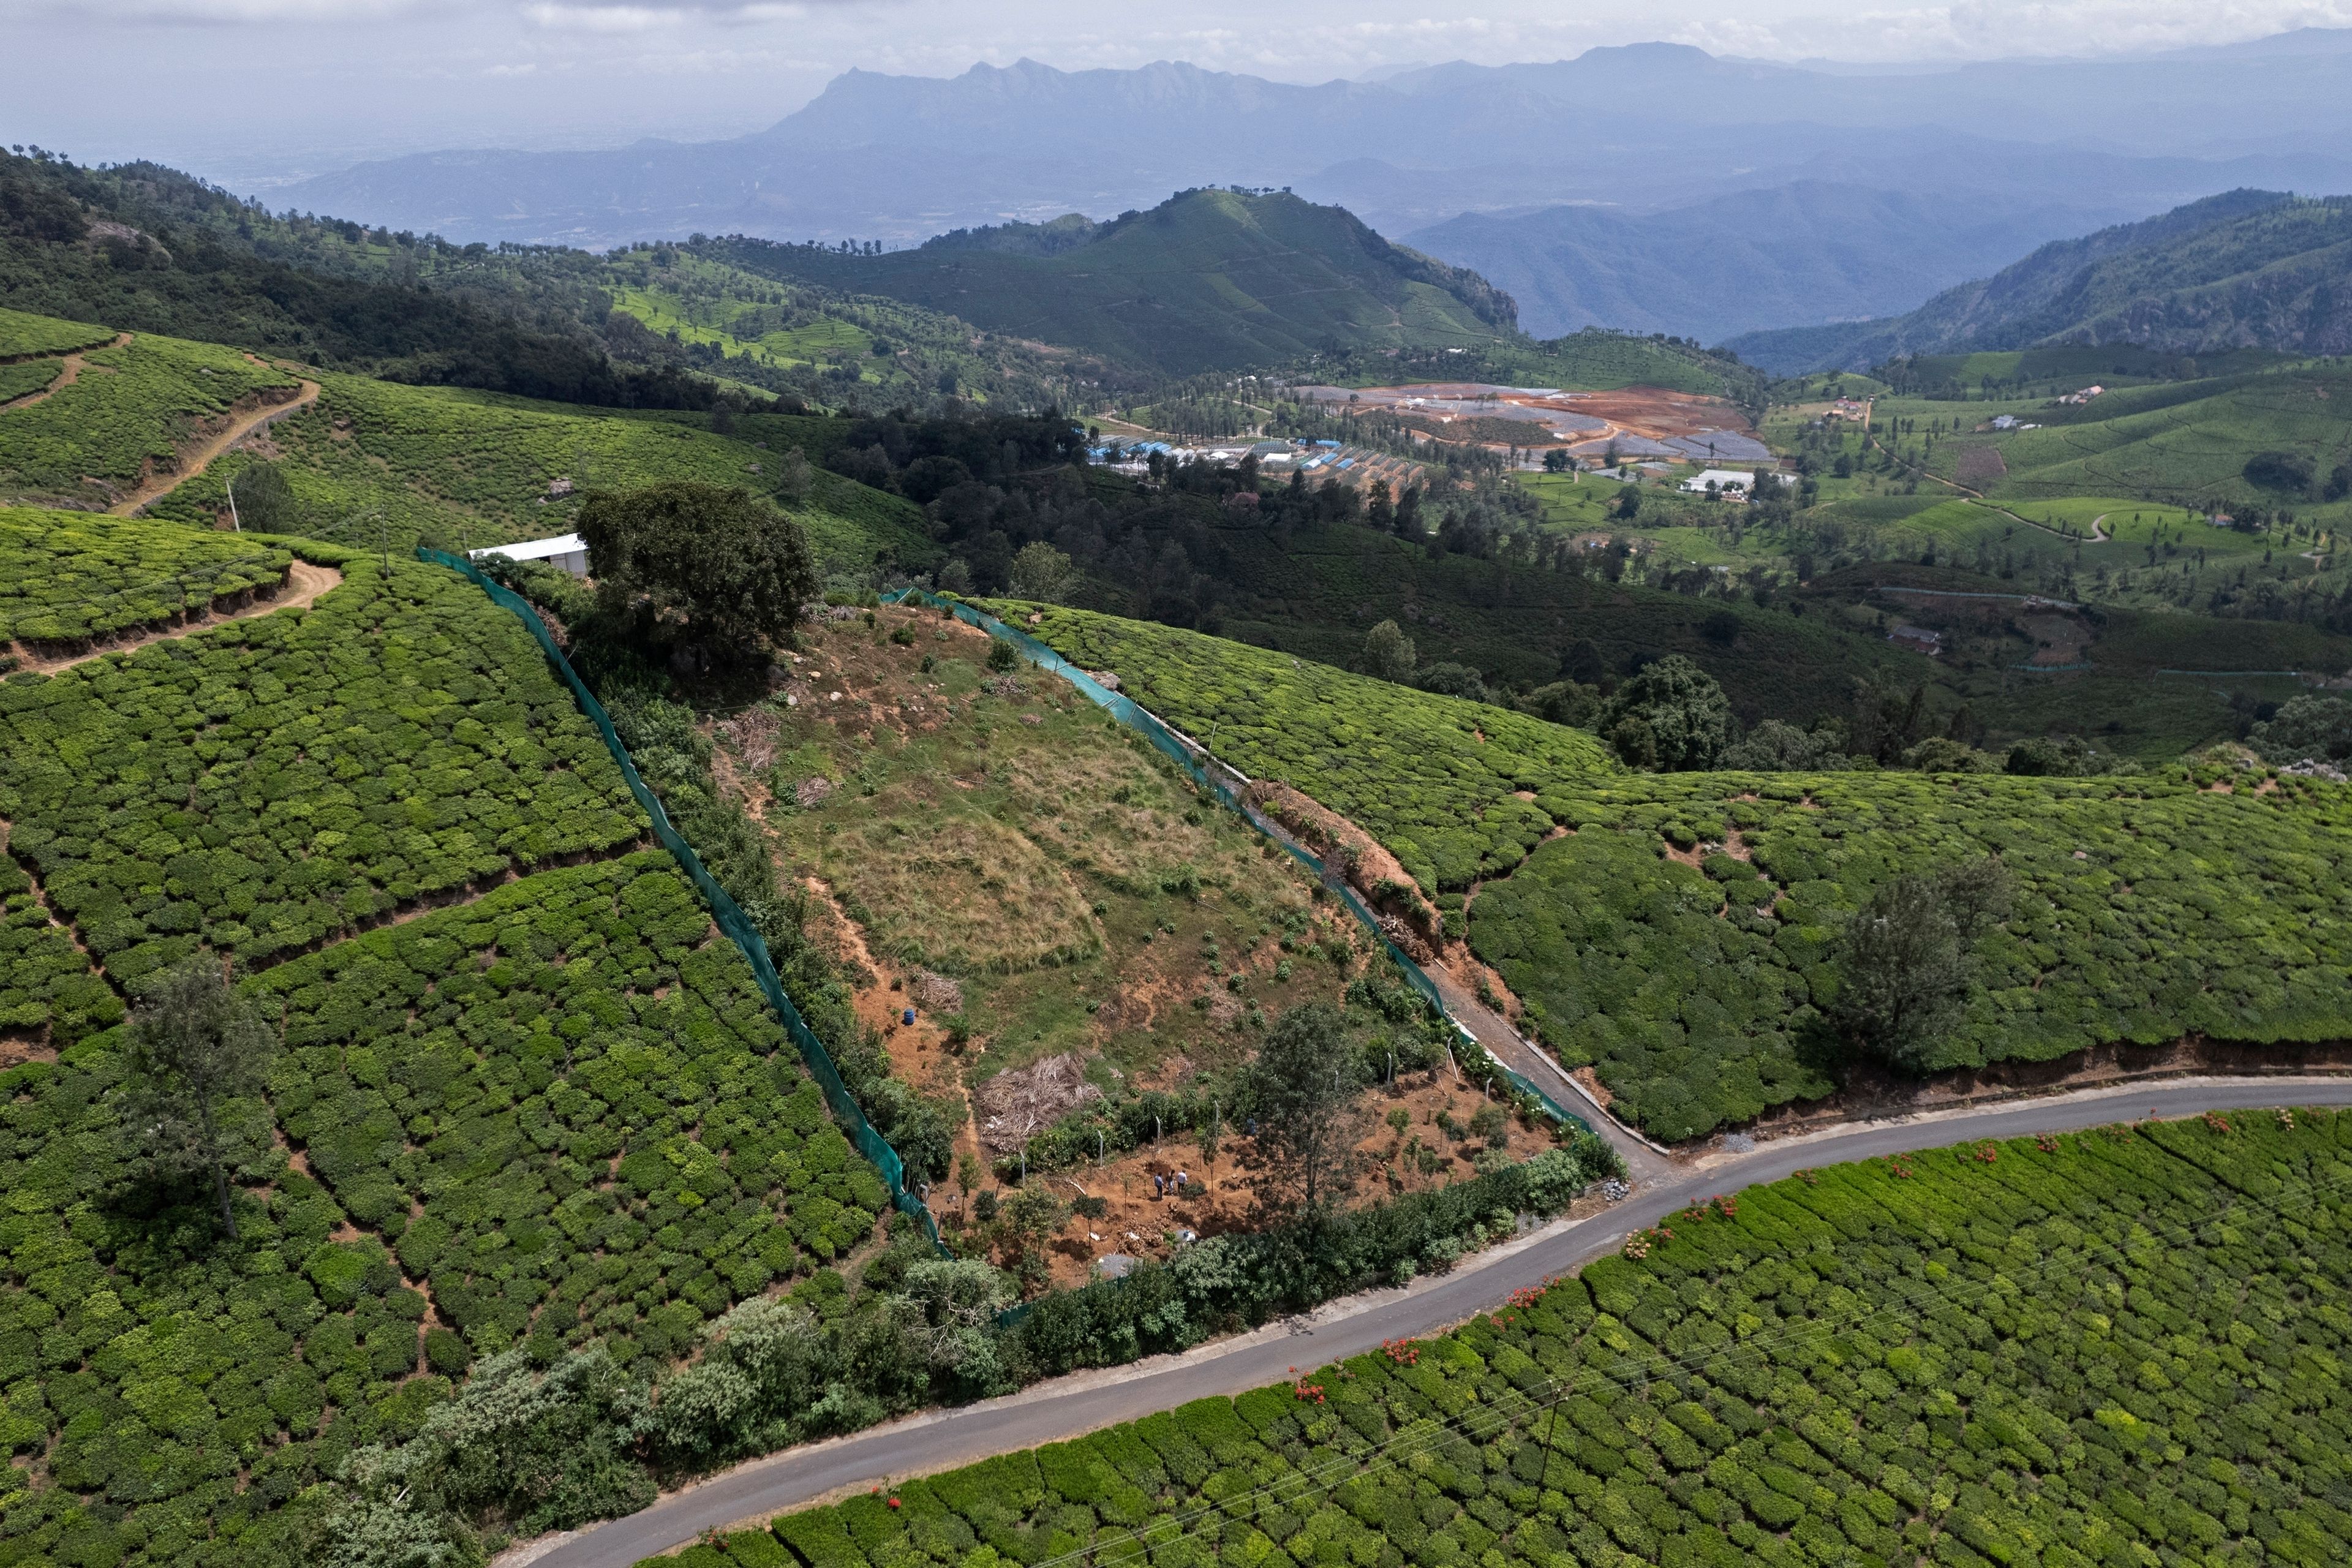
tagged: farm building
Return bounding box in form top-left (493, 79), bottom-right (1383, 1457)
top-left (472, 532), bottom-right (589, 578)
top-left (1888, 624), bottom-right (1943, 655)
top-left (1679, 468), bottom-right (1792, 496)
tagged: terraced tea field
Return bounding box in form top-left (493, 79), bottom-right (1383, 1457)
top-left (141, 372), bottom-right (938, 571)
top-left (1014, 605), bottom-right (2352, 1141)
top-left (0, 513), bottom-right (896, 1566)
top-left (675, 1109), bottom-right (2352, 1568)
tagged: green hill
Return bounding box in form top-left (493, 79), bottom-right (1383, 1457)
top-left (722, 1113), bottom-right (2352, 1568)
top-left (706, 189), bottom-right (1520, 376)
top-left (1016, 601), bottom-right (2352, 1140)
top-left (1730, 190), bottom-right (2352, 374)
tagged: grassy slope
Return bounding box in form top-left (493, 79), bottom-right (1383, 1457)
top-left (757, 606), bottom-right (1354, 1092)
top-left (699, 1114), bottom-right (2352, 1568)
top-left (1009, 604), bottom-right (1616, 894)
top-left (720, 191), bottom-right (1510, 377)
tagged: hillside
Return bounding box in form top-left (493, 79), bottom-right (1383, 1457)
top-left (0, 304), bottom-right (937, 573)
top-left (1406, 181), bottom-right (2138, 343)
top-left (1017, 603), bottom-right (2352, 1139)
top-left (695, 1112), bottom-right (2352, 1568)
top-left (1731, 190), bottom-right (2352, 374)
top-left (705, 190), bottom-right (1520, 377)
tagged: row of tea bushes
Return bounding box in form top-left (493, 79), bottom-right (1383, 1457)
top-left (684, 1109), bottom-right (2352, 1568)
top-left (249, 851), bottom-right (886, 1370)
top-left (0, 1038), bottom-right (466, 1568)
top-left (0, 853), bottom-right (118, 1044)
top-left (1471, 769), bottom-right (2352, 1140)
top-left (0, 328), bottom-right (302, 506)
top-left (0, 304), bottom-right (114, 359)
top-left (0, 507), bottom-right (292, 647)
top-left (0, 554), bottom-right (644, 984)
top-left (143, 373), bottom-right (939, 571)
top-left (1003, 605), bottom-right (1615, 891)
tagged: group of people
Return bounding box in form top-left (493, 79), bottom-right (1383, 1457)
top-left (1151, 1169), bottom-right (1193, 1199)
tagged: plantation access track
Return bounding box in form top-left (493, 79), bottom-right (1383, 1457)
top-left (0, 331), bottom-right (130, 412)
top-left (9, 556), bottom-right (342, 674)
top-left (105, 349), bottom-right (320, 518)
top-left (522, 1076), bottom-right (2352, 1568)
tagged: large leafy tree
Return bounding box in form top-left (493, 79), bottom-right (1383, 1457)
top-left (118, 958), bottom-right (275, 1237)
top-left (1831, 858), bottom-right (2013, 1072)
top-left (1599, 654), bottom-right (1730, 769)
top-left (578, 481), bottom-right (816, 669)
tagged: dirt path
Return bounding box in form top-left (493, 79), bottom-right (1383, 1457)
top-left (521, 1074), bottom-right (2352, 1568)
top-left (0, 332), bottom-right (130, 413)
top-left (10, 559), bottom-right (342, 675)
top-left (110, 363), bottom-right (321, 518)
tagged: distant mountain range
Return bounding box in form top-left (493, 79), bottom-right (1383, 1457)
top-left (703, 189), bottom-right (1517, 377)
top-left (279, 37), bottom-right (2352, 258)
top-left (1400, 183), bottom-right (2149, 343)
top-left (1724, 191), bottom-right (2352, 374)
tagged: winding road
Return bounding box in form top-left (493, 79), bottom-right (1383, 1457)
top-left (520, 1074), bottom-right (2352, 1568)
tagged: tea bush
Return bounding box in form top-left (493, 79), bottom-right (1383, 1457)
top-left (250, 851), bottom-right (886, 1368)
top-left (0, 304), bottom-right (113, 358)
top-left (0, 507), bottom-right (291, 646)
top-left (0, 330), bottom-right (301, 505)
top-left (0, 1039), bottom-right (462, 1568)
top-left (1006, 605), bottom-right (1615, 890)
top-left (1472, 769), bottom-right (2352, 1140)
top-left (142, 373), bottom-right (938, 571)
top-left (731, 1110), bottom-right (2352, 1568)
top-left (0, 362), bottom-right (60, 403)
top-left (0, 556), bottom-right (643, 983)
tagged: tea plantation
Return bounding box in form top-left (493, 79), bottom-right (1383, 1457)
top-left (1006, 605), bottom-right (1616, 891)
top-left (251, 850), bottom-right (888, 1354)
top-left (691, 1110), bottom-right (2352, 1568)
top-left (0, 305), bottom-right (113, 358)
top-left (0, 511), bottom-right (900, 1566)
top-left (0, 506), bottom-right (291, 648)
top-left (0, 554), bottom-right (644, 988)
top-left (1012, 607), bottom-right (2352, 1142)
top-left (0, 328), bottom-right (303, 507)
top-left (140, 372), bottom-right (938, 571)
top-left (1471, 769), bottom-right (2352, 1140)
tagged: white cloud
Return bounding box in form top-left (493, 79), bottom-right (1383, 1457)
top-left (34, 0), bottom-right (433, 20)
top-left (1676, 0), bottom-right (2352, 59)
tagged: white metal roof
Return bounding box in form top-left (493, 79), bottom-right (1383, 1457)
top-left (470, 533), bottom-right (586, 564)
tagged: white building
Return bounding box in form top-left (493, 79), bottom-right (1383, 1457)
top-left (1679, 468), bottom-right (1792, 496)
top-left (472, 533), bottom-right (589, 578)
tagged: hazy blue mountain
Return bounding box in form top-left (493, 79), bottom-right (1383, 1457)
top-left (278, 39), bottom-right (2352, 255)
top-left (1724, 190), bottom-right (2352, 373)
top-left (1403, 183), bottom-right (2146, 341)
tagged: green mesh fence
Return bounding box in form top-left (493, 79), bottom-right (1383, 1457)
top-left (420, 549), bottom-right (944, 1251)
top-left (883, 589), bottom-right (1594, 1137)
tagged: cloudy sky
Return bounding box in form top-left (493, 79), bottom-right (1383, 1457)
top-left (10, 0), bottom-right (2350, 190)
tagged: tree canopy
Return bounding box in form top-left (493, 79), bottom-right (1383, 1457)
top-left (1600, 654), bottom-right (1730, 769)
top-left (578, 480), bottom-right (816, 669)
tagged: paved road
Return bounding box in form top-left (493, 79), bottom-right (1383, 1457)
top-left (529, 1076), bottom-right (2352, 1568)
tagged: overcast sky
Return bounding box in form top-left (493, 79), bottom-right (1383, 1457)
top-left (10, 0), bottom-right (2351, 191)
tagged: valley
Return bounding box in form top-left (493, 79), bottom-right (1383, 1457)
top-left (1, 38), bottom-right (2351, 1567)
